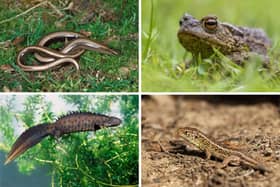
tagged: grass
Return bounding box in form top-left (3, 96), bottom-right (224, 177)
top-left (0, 0), bottom-right (138, 92)
top-left (142, 0), bottom-right (280, 92)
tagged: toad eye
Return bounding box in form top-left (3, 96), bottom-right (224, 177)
top-left (179, 19), bottom-right (183, 26)
top-left (202, 16), bottom-right (218, 33)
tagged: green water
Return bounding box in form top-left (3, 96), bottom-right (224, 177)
top-left (0, 152), bottom-right (50, 187)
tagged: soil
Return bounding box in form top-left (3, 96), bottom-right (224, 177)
top-left (141, 96), bottom-right (280, 187)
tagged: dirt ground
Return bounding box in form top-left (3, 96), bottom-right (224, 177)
top-left (141, 96), bottom-right (280, 187)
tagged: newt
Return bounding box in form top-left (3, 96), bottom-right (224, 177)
top-left (5, 111), bottom-right (122, 165)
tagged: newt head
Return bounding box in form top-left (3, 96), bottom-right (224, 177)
top-left (101, 116), bottom-right (122, 128)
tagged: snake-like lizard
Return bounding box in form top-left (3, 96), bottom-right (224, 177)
top-left (17, 31), bottom-right (118, 71)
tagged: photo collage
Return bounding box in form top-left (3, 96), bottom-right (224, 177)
top-left (0, 0), bottom-right (279, 186)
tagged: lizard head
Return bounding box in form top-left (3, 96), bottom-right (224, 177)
top-left (177, 127), bottom-right (202, 148)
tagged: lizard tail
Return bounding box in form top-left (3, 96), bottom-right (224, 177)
top-left (5, 123), bottom-right (51, 165)
top-left (254, 164), bottom-right (270, 173)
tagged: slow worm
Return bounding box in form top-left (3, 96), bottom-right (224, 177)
top-left (34, 31), bottom-right (86, 63)
top-left (16, 31), bottom-right (118, 72)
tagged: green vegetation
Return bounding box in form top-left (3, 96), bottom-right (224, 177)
top-left (0, 0), bottom-right (138, 92)
top-left (142, 0), bottom-right (280, 92)
top-left (0, 95), bottom-right (138, 186)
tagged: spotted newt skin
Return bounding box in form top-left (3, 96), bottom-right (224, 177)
top-left (51, 112), bottom-right (121, 138)
top-left (5, 111), bottom-right (122, 165)
top-left (177, 127), bottom-right (269, 173)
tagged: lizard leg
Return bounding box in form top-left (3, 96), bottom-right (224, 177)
top-left (220, 155), bottom-right (240, 168)
top-left (205, 149), bottom-right (212, 160)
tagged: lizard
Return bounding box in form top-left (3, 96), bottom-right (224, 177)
top-left (177, 127), bottom-right (269, 173)
top-left (4, 111), bottom-right (122, 165)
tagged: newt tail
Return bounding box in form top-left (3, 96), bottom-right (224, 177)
top-left (5, 112), bottom-right (121, 165)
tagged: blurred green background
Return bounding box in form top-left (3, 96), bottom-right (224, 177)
top-left (142, 0), bottom-right (280, 92)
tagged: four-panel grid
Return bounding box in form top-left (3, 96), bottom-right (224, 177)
top-left (0, 0), bottom-right (279, 187)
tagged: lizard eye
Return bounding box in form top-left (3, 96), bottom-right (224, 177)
top-left (202, 16), bottom-right (218, 33)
